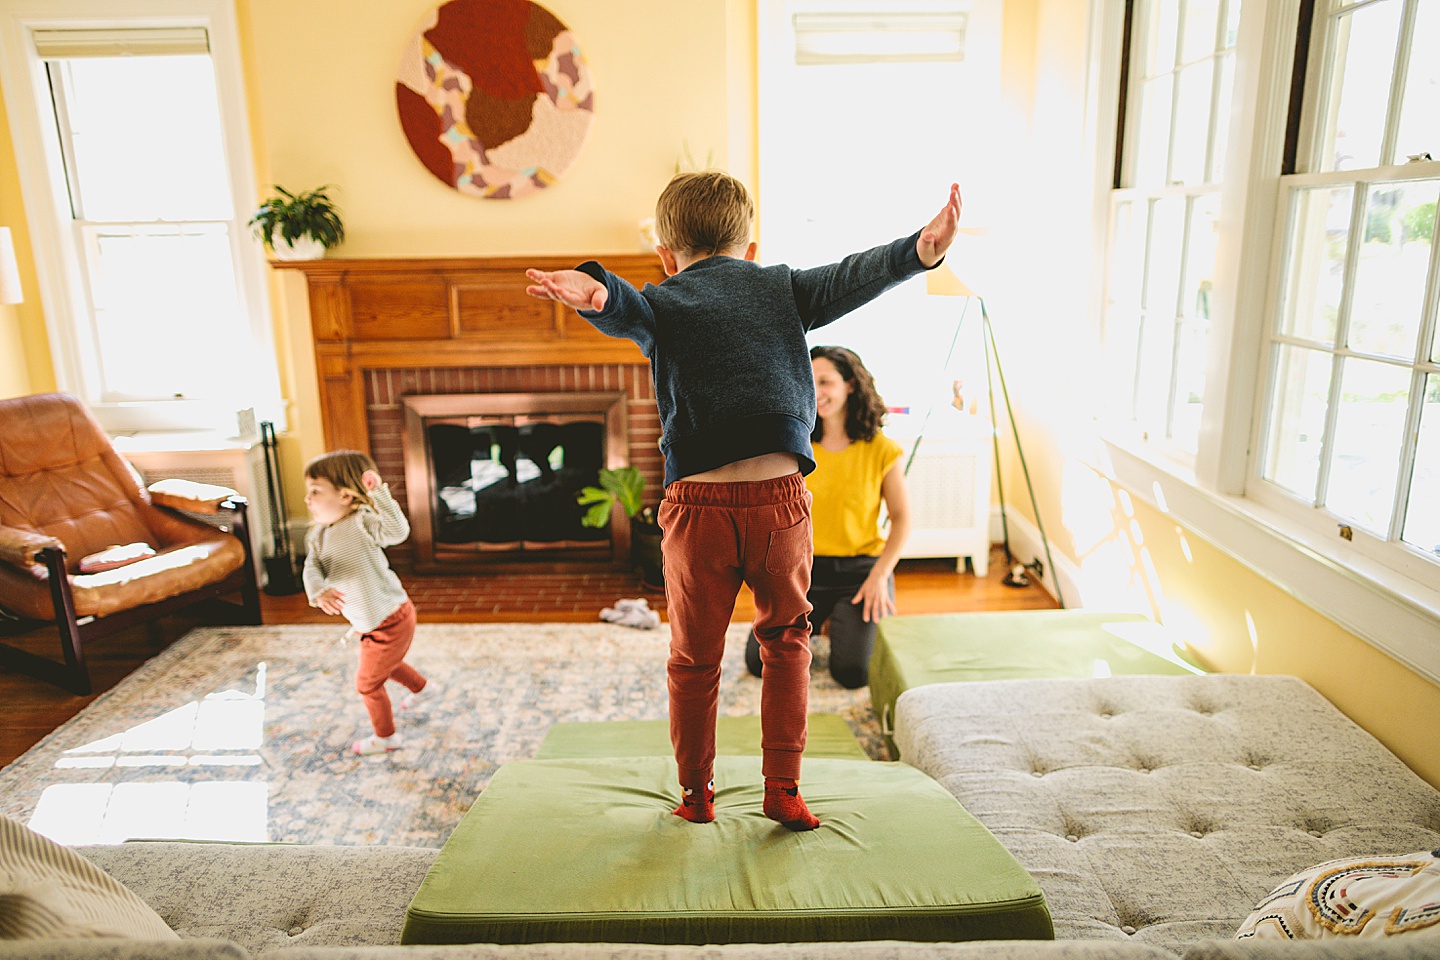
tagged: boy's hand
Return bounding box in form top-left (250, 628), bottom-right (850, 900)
top-left (916, 183), bottom-right (963, 268)
top-left (525, 268), bottom-right (609, 312)
top-left (361, 469), bottom-right (382, 491)
top-left (313, 588), bottom-right (345, 616)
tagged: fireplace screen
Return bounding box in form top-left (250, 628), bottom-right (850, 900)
top-left (428, 416), bottom-right (607, 551)
top-left (402, 392), bottom-right (630, 570)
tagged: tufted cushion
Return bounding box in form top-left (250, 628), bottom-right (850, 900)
top-left (893, 674), bottom-right (1440, 953)
top-left (75, 842), bottom-right (437, 953)
top-left (1234, 848), bottom-right (1440, 940)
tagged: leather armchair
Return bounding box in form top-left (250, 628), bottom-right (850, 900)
top-left (0, 392), bottom-right (261, 694)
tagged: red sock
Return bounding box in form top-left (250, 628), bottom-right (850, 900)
top-left (673, 780), bottom-right (714, 823)
top-left (764, 777), bottom-right (819, 831)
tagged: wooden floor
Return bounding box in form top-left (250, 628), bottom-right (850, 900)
top-left (0, 548), bottom-right (1056, 768)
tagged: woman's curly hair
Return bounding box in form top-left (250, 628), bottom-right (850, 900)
top-left (810, 345), bottom-right (887, 443)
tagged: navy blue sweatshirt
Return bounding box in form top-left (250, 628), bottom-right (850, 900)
top-left (577, 230), bottom-right (932, 486)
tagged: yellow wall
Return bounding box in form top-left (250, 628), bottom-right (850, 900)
top-left (0, 80), bottom-right (54, 400)
top-left (237, 0), bottom-right (744, 489)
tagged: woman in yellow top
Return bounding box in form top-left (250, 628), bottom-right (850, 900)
top-left (745, 345), bottom-right (911, 689)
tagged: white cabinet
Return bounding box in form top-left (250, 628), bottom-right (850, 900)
top-left (885, 415), bottom-right (993, 575)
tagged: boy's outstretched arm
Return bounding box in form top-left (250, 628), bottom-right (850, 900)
top-left (525, 268), bottom-right (609, 312)
top-left (916, 183), bottom-right (963, 268)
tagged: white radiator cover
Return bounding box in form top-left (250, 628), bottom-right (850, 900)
top-left (886, 418), bottom-right (993, 575)
top-left (115, 439), bottom-right (271, 581)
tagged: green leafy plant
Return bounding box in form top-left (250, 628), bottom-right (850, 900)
top-left (248, 185), bottom-right (345, 250)
top-left (577, 466), bottom-right (656, 528)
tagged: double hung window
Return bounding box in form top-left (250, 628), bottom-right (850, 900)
top-left (0, 2), bottom-right (277, 433)
top-left (1255, 0), bottom-right (1440, 572)
top-left (1102, 0), bottom-right (1243, 456)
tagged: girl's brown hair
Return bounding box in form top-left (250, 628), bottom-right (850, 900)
top-left (304, 450), bottom-right (377, 511)
top-left (810, 345), bottom-right (887, 443)
top-left (654, 171), bottom-right (754, 258)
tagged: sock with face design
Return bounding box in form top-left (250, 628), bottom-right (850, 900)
top-left (763, 777), bottom-right (819, 831)
top-left (673, 780), bottom-right (715, 823)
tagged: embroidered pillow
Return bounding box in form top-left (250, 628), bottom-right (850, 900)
top-left (1236, 848), bottom-right (1440, 940)
top-left (0, 814), bottom-right (177, 940)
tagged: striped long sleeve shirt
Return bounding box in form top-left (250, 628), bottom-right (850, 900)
top-left (302, 484), bottom-right (411, 633)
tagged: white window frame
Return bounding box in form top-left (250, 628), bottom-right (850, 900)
top-left (0, 0), bottom-right (279, 435)
top-left (1085, 0), bottom-right (1440, 684)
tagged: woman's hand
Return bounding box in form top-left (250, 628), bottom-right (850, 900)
top-left (313, 587), bottom-right (345, 616)
top-left (852, 572), bottom-right (896, 623)
top-left (361, 469), bottom-right (382, 491)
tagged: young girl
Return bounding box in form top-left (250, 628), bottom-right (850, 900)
top-left (745, 345), bottom-right (911, 689)
top-left (302, 450), bottom-right (436, 756)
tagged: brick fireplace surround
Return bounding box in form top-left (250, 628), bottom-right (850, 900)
top-left (275, 253), bottom-right (667, 571)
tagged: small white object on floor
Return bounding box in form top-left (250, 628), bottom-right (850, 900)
top-left (400, 679), bottom-right (441, 712)
top-left (599, 597), bottom-right (660, 630)
top-left (353, 734), bottom-right (402, 756)
top-left (600, 597), bottom-right (650, 622)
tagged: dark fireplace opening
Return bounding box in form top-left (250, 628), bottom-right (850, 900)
top-left (402, 392), bottom-right (631, 572)
top-left (428, 418), bottom-right (608, 551)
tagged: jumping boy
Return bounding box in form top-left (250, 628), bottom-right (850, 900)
top-left (525, 172), bottom-right (962, 830)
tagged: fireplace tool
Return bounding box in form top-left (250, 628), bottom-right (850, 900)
top-left (259, 420), bottom-right (301, 595)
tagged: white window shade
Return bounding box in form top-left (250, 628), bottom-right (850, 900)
top-left (31, 27), bottom-right (208, 58)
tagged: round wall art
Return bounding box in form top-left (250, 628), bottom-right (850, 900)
top-left (395, 0), bottom-right (594, 199)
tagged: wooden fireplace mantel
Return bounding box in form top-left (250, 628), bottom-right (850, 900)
top-left (273, 253), bottom-right (665, 451)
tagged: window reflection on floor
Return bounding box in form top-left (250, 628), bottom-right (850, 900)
top-left (28, 663), bottom-right (269, 845)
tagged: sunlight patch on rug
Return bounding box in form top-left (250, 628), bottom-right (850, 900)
top-left (0, 622), bottom-right (883, 848)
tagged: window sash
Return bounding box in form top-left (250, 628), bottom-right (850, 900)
top-left (0, 0), bottom-right (281, 433)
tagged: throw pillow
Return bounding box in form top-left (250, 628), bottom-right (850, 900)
top-left (0, 814), bottom-right (177, 940)
top-left (1236, 848), bottom-right (1440, 940)
top-left (77, 542), bottom-right (157, 574)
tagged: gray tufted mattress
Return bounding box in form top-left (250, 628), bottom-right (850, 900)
top-left (892, 674), bottom-right (1440, 953)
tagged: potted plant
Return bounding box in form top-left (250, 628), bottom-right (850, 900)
top-left (577, 466), bottom-right (663, 589)
top-left (249, 185), bottom-right (345, 261)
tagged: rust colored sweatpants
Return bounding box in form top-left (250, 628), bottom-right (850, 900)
top-left (355, 599), bottom-right (425, 738)
top-left (658, 472), bottom-right (814, 787)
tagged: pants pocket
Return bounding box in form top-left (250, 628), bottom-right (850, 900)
top-left (764, 516), bottom-right (812, 577)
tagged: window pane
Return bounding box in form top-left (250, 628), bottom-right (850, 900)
top-left (1171, 60), bottom-right (1215, 186)
top-left (1326, 357), bottom-right (1410, 533)
top-left (1172, 193), bottom-right (1221, 449)
top-left (1105, 201), bottom-right (1145, 419)
top-left (1209, 51), bottom-right (1236, 180)
top-left (1134, 75), bottom-right (1174, 188)
top-left (1349, 180), bottom-right (1438, 359)
top-left (1280, 186), bottom-right (1353, 345)
top-left (1321, 1), bottom-right (1402, 172)
top-left (1143, 0), bottom-right (1179, 77)
top-left (1403, 374), bottom-right (1440, 557)
top-left (1180, 0), bottom-right (1221, 63)
top-left (57, 56), bottom-right (232, 221)
top-left (89, 226), bottom-right (248, 401)
top-left (1264, 344), bottom-right (1331, 499)
top-left (1137, 197), bottom-right (1185, 433)
top-left (1393, 0), bottom-right (1440, 165)
top-left (1222, 0), bottom-right (1241, 49)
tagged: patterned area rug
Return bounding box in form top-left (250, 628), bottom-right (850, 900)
top-left (0, 623), bottom-right (882, 848)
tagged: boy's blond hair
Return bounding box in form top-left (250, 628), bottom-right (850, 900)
top-left (304, 450), bottom-right (377, 511)
top-left (654, 171), bottom-right (754, 258)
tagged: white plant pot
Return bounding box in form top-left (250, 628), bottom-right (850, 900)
top-left (269, 235), bottom-right (326, 261)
